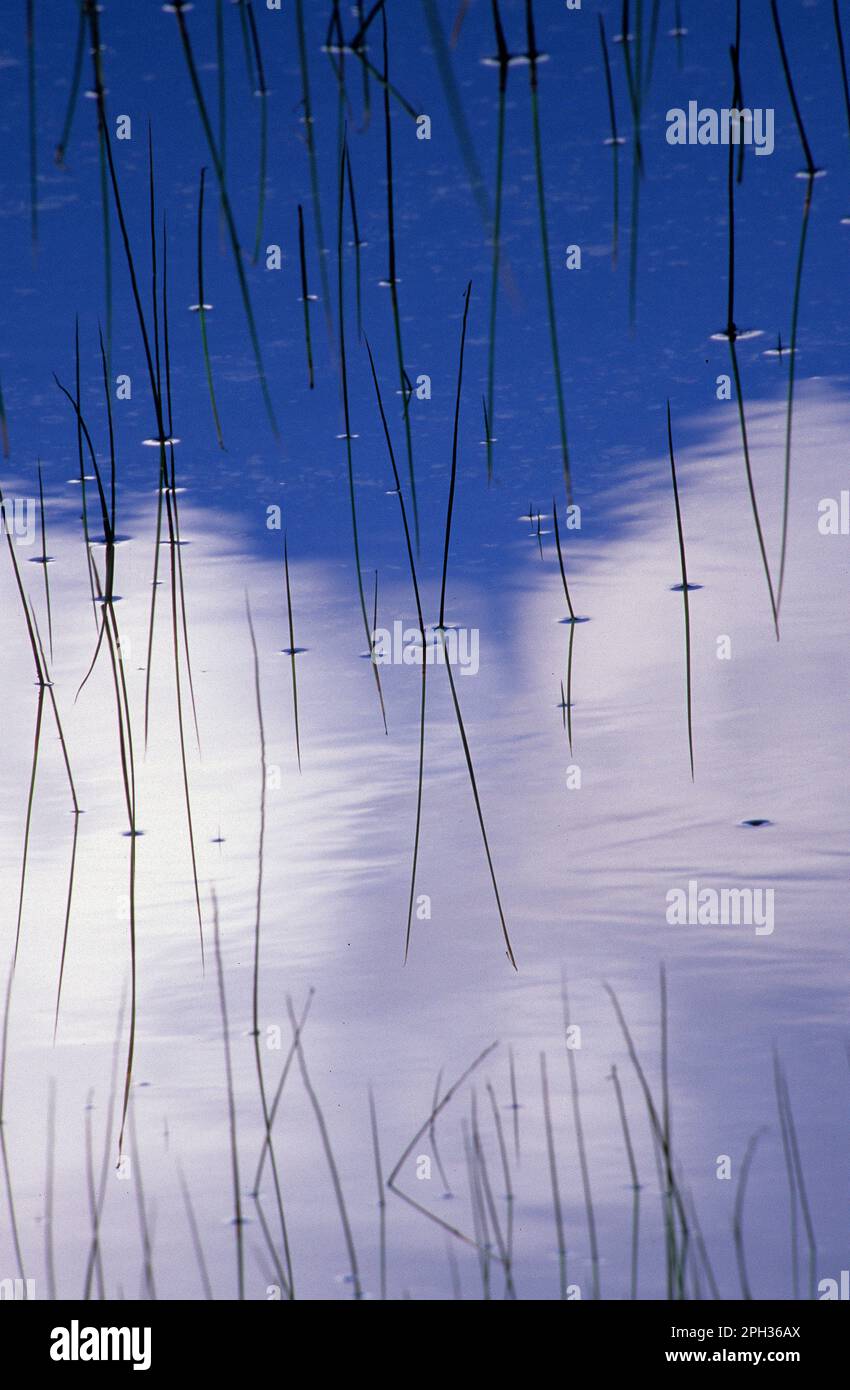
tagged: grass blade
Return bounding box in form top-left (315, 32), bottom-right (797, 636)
top-left (666, 403), bottom-right (694, 779)
top-left (525, 0), bottom-right (572, 504)
top-left (196, 167), bottom-right (225, 448)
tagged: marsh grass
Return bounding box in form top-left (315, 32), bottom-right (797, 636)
top-left (196, 167), bottom-right (225, 449)
top-left (355, 0), bottom-right (371, 128)
top-left (35, 463), bottom-right (53, 661)
top-left (540, 1050), bottom-right (567, 1299)
top-left (552, 498), bottom-right (578, 753)
top-left (438, 281), bottom-right (472, 631)
top-left (387, 1042), bottom-right (499, 1249)
top-left (283, 535), bottom-right (302, 771)
top-left (770, 0), bottom-right (818, 616)
top-left (171, 0), bottom-right (279, 437)
top-left (473, 1098), bottom-right (514, 1297)
top-left (349, 6), bottom-right (419, 123)
top-left (381, 12), bottom-right (420, 551)
top-left (673, 0), bottom-right (685, 70)
top-left (176, 1156), bottom-right (214, 1300)
top-left (644, 0), bottom-right (661, 97)
top-left (609, 1062), bottom-right (641, 1298)
top-left (733, 1127), bottom-right (765, 1300)
top-left (0, 958), bottom-right (26, 1282)
top-left (620, 1), bottom-right (645, 327)
top-left (429, 1069), bottom-right (452, 1195)
top-left (295, 0), bottom-right (334, 343)
top-left (28, 607), bottom-right (82, 1041)
top-left (599, 15), bottom-right (621, 269)
top-left (84, 1090), bottom-right (104, 1298)
top-left (82, 991), bottom-right (125, 1299)
top-left (216, 0), bottom-right (226, 217)
top-left (509, 1046), bottom-right (520, 1163)
top-left (604, 980), bottom-right (693, 1300)
top-left (245, 596), bottom-right (295, 1297)
top-left (162, 224), bottom-right (205, 959)
top-left (338, 136), bottom-right (388, 735)
top-left (422, 0), bottom-right (491, 232)
top-left (242, 0), bottom-right (269, 266)
top-left (525, 0), bottom-right (572, 505)
top-left (297, 204), bottom-right (316, 390)
top-left (561, 974), bottom-right (600, 1299)
top-left (211, 891), bottom-right (244, 1300)
top-left (287, 996), bottom-right (362, 1299)
top-left (436, 281), bottom-right (516, 970)
top-left (666, 403), bottom-right (694, 780)
top-left (365, 337), bottom-right (424, 959)
top-left (774, 1048), bottom-right (799, 1299)
top-left (345, 144), bottom-right (365, 343)
top-left (723, 40), bottom-right (779, 641)
top-left (485, 1079), bottom-right (514, 1277)
top-left (54, 0), bottom-right (85, 166)
top-left (774, 1052), bottom-right (817, 1301)
top-left (368, 1085), bottom-right (387, 1299)
top-left (834, 0), bottom-right (850, 155)
top-left (484, 0), bottom-right (510, 483)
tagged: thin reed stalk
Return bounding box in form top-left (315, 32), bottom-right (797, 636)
top-left (84, 1090), bottom-right (105, 1299)
top-left (55, 0), bottom-right (85, 165)
top-left (381, 12), bottom-right (419, 550)
top-left (552, 498), bottom-right (578, 752)
top-left (365, 338), bottom-right (424, 960)
top-left (338, 135), bottom-right (388, 733)
top-left (387, 1042), bottom-right (499, 1249)
top-left (242, 0), bottom-right (268, 264)
top-left (422, 0), bottom-right (491, 231)
top-left (287, 996), bottom-right (361, 1298)
top-left (369, 1086), bottom-right (387, 1299)
top-left (0, 958), bottom-right (26, 1283)
top-left (666, 403), bottom-right (694, 779)
top-left (196, 167), bottom-right (225, 448)
top-left (525, 0), bottom-right (572, 504)
top-left (430, 1069), bottom-right (452, 1194)
top-left (283, 535), bottom-right (302, 771)
top-left (36, 466), bottom-right (53, 661)
top-left (295, 0), bottom-right (334, 341)
top-left (771, 0), bottom-right (817, 615)
top-left (485, 0), bottom-right (510, 482)
top-left (561, 975), bottom-right (600, 1298)
top-left (773, 1049), bottom-right (799, 1299)
top-left (485, 1080), bottom-right (514, 1280)
top-left (604, 982), bottom-right (691, 1299)
top-left (599, 16), bottom-right (621, 268)
top-left (212, 890), bottom-right (245, 1300)
top-left (775, 1054), bottom-right (817, 1300)
top-left (540, 1051), bottom-right (567, 1299)
top-left (724, 41), bottom-right (779, 640)
top-left (733, 1128), bottom-right (765, 1300)
top-left (82, 990), bottom-right (125, 1299)
top-left (297, 204), bottom-right (315, 390)
top-left (245, 597), bottom-right (295, 1297)
top-left (176, 1157), bottom-right (214, 1300)
top-left (436, 283), bottom-right (516, 969)
top-left (170, 1), bottom-right (279, 437)
top-left (609, 1063), bottom-right (640, 1298)
top-left (161, 224), bottom-right (205, 962)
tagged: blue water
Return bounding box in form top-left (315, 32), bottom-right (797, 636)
top-left (0, 0), bottom-right (848, 1301)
